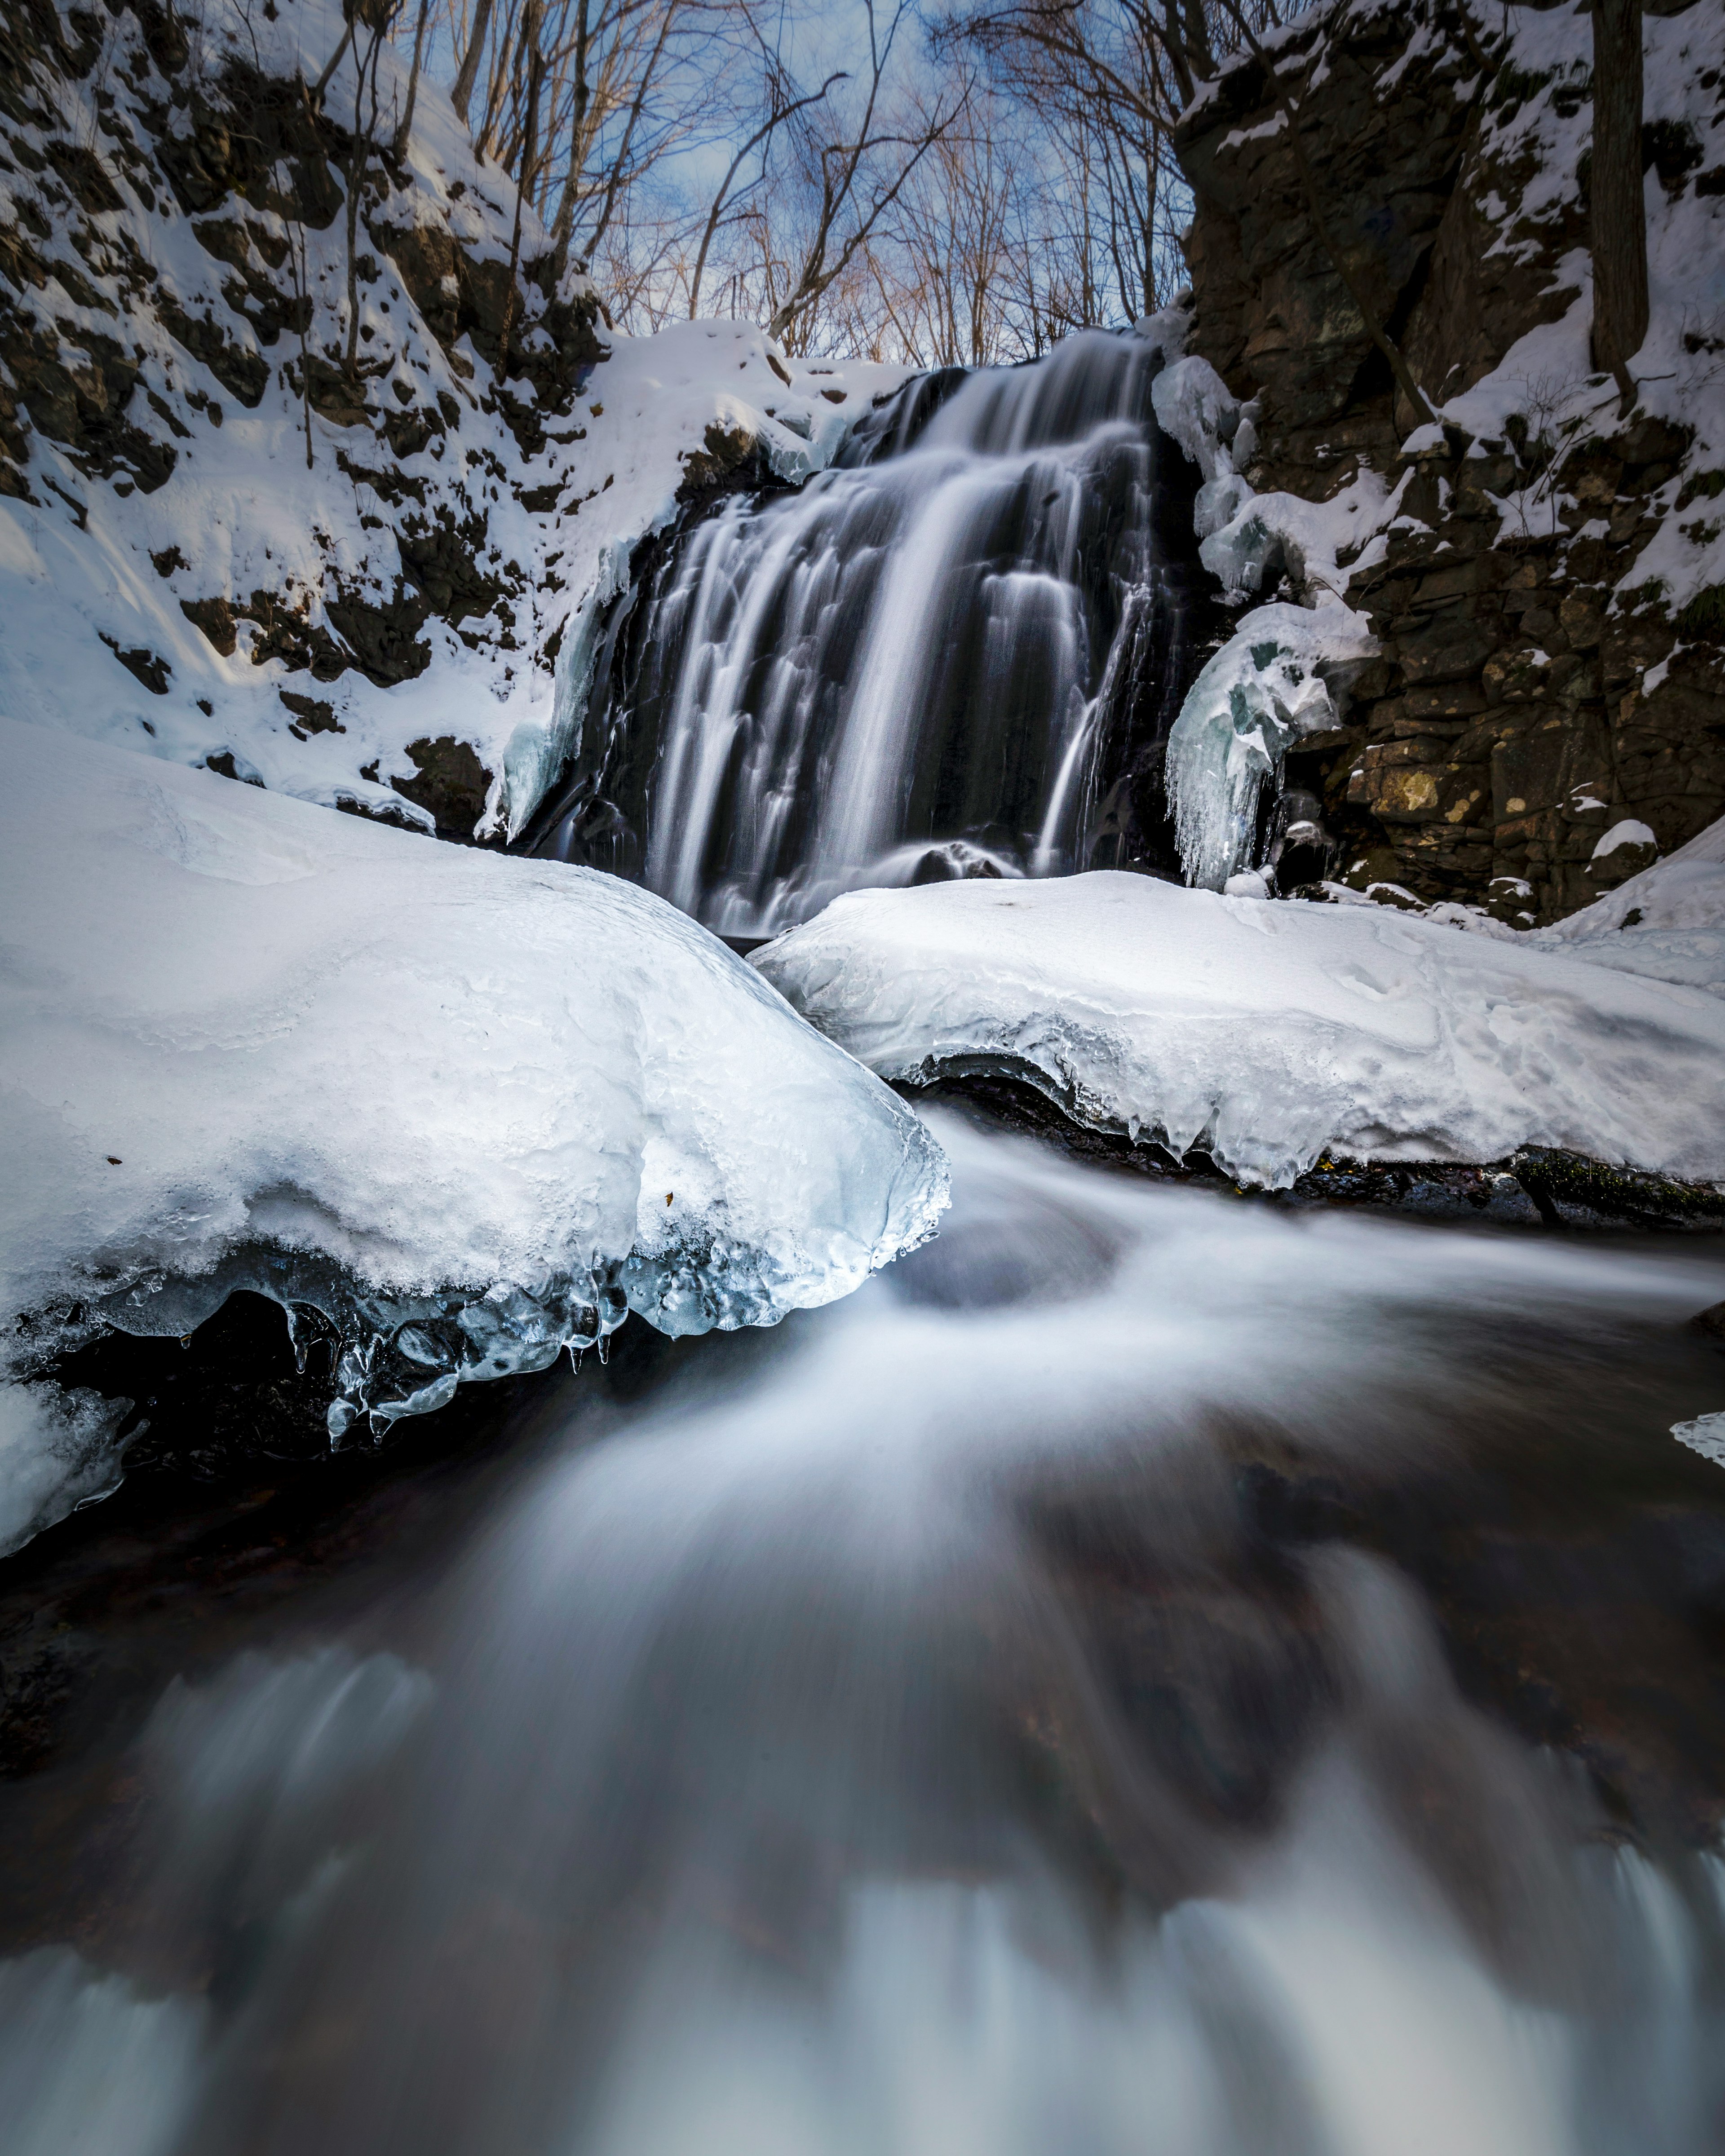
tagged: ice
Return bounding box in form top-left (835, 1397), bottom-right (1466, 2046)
top-left (0, 718), bottom-right (947, 1543)
top-left (1163, 602), bottom-right (1378, 890)
top-left (1149, 356), bottom-right (1239, 483)
top-left (1673, 1414), bottom-right (1725, 1470)
top-left (751, 871), bottom-right (1725, 1190)
top-left (0, 1380), bottom-right (132, 1555)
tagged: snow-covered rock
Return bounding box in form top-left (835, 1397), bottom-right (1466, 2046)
top-left (0, 717), bottom-right (947, 1548)
top-left (751, 871), bottom-right (1725, 1192)
top-left (0, 0), bottom-right (911, 847)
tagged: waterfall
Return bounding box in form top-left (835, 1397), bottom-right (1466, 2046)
top-left (530, 330), bottom-right (1212, 935)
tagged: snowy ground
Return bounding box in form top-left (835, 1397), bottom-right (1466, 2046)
top-left (0, 717), bottom-right (947, 1552)
top-left (751, 857), bottom-right (1725, 1193)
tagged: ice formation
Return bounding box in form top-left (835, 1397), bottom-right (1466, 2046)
top-left (1164, 603), bottom-right (1379, 891)
top-left (751, 871), bottom-right (1725, 1191)
top-left (0, 718), bottom-right (947, 1546)
top-left (1149, 342), bottom-right (1389, 896)
top-left (1673, 1414), bottom-right (1725, 1470)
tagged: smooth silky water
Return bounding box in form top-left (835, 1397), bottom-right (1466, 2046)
top-left (4, 1109), bottom-right (1725, 2155)
top-left (533, 332), bottom-right (1210, 932)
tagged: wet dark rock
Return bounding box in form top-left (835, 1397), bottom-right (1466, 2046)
top-left (179, 593), bottom-right (237, 656)
top-left (1691, 1299), bottom-right (1725, 1344)
top-left (390, 733), bottom-right (494, 839)
top-left (203, 749), bottom-right (263, 786)
top-left (279, 689), bottom-right (341, 737)
top-left (99, 635), bottom-right (171, 694)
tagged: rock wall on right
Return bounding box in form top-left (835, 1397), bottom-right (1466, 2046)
top-left (1173, 0), bottom-right (1725, 923)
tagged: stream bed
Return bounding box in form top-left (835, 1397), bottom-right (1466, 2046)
top-left (4, 1105), bottom-right (1725, 2155)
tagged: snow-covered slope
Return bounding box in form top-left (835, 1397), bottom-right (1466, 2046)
top-left (0, 0), bottom-right (908, 841)
top-left (751, 871), bottom-right (1725, 1192)
top-left (1531, 809), bottom-right (1725, 997)
top-left (0, 717), bottom-right (947, 1550)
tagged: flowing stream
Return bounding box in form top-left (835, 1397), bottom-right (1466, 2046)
top-left (532, 332), bottom-right (1212, 932)
top-left (5, 1110), bottom-right (1725, 2154)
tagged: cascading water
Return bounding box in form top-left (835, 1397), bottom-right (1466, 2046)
top-left (4, 1109), bottom-right (1725, 2155)
top-left (529, 330), bottom-right (1213, 934)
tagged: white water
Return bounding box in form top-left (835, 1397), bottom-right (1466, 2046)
top-left (5, 1114), bottom-right (1725, 2153)
top-left (550, 331), bottom-right (1202, 934)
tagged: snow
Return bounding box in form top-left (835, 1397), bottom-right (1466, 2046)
top-left (1422, 0), bottom-right (1725, 617)
top-left (0, 716), bottom-right (947, 1546)
top-left (750, 871), bottom-right (1725, 1193)
top-left (1591, 820), bottom-right (1658, 862)
top-left (1165, 602), bottom-right (1379, 891)
top-left (1587, 819), bottom-right (1656, 862)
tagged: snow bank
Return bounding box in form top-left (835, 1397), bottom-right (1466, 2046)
top-left (1530, 811), bottom-right (1725, 999)
top-left (0, 718), bottom-right (947, 1542)
top-left (751, 872), bottom-right (1725, 1191)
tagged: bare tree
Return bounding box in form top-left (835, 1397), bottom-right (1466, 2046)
top-left (343, 5), bottom-right (397, 384)
top-left (688, 49), bottom-right (844, 318)
top-left (762, 0), bottom-right (966, 345)
top-left (450, 0), bottom-right (496, 122)
top-left (1590, 0), bottom-right (1648, 413)
top-left (392, 0), bottom-right (433, 156)
top-left (498, 0), bottom-right (547, 373)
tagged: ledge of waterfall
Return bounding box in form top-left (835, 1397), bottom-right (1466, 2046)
top-left (0, 718), bottom-right (948, 1554)
top-left (750, 867), bottom-right (1725, 1198)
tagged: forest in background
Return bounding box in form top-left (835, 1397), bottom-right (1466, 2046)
top-left (353, 0), bottom-right (1302, 360)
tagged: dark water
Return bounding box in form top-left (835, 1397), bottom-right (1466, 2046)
top-left (4, 1110), bottom-right (1725, 2154)
top-left (531, 332), bottom-right (1212, 932)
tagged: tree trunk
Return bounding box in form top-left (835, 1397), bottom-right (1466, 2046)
top-left (451, 0), bottom-right (494, 127)
top-left (1590, 0), bottom-right (1648, 411)
top-left (392, 0), bottom-right (432, 158)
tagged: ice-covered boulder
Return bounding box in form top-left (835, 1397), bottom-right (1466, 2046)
top-left (751, 872), bottom-right (1725, 1192)
top-left (0, 719), bottom-right (947, 1547)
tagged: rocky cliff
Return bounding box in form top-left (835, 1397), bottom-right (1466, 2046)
top-left (0, 0), bottom-right (895, 840)
top-left (1175, 0), bottom-right (1725, 922)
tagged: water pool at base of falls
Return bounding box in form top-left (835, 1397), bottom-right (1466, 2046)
top-left (4, 1108), bottom-right (1725, 2156)
top-left (531, 331), bottom-right (1213, 936)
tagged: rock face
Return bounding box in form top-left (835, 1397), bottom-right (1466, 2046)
top-left (1175, 0), bottom-right (1725, 923)
top-left (0, 0), bottom-right (604, 839)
